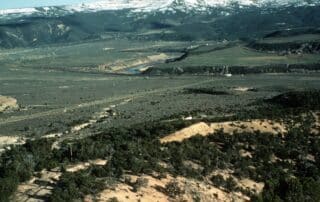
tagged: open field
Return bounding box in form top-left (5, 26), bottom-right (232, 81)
top-left (0, 39), bottom-right (190, 73)
top-left (150, 44), bottom-right (320, 74)
top-left (258, 34), bottom-right (320, 44)
top-left (1, 60), bottom-right (319, 138)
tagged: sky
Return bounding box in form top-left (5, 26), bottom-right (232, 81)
top-left (0, 0), bottom-right (98, 9)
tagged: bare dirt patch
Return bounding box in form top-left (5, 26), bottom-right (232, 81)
top-left (14, 159), bottom-right (107, 202)
top-left (160, 120), bottom-right (287, 143)
top-left (0, 136), bottom-right (25, 153)
top-left (233, 87), bottom-right (255, 92)
top-left (87, 174), bottom-right (253, 202)
top-left (211, 169), bottom-right (264, 195)
top-left (98, 53), bottom-right (171, 73)
top-left (0, 95), bottom-right (18, 112)
top-left (66, 159), bottom-right (107, 173)
top-left (15, 168), bottom-right (61, 202)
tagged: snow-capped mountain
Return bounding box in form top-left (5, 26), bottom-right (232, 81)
top-left (67, 0), bottom-right (320, 12)
top-left (0, 0), bottom-right (319, 49)
top-left (0, 0), bottom-right (319, 19)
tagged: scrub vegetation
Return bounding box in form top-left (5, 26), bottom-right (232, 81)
top-left (0, 90), bottom-right (319, 201)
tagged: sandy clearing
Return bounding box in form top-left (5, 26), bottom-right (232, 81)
top-left (233, 87), bottom-right (255, 92)
top-left (71, 123), bottom-right (91, 133)
top-left (90, 175), bottom-right (170, 202)
top-left (66, 159), bottom-right (107, 173)
top-left (98, 53), bottom-right (170, 72)
top-left (239, 179), bottom-right (264, 194)
top-left (160, 120), bottom-right (287, 143)
top-left (0, 136), bottom-right (25, 152)
top-left (87, 174), bottom-right (251, 202)
top-left (42, 132), bottom-right (63, 139)
top-left (0, 136), bottom-right (23, 145)
top-left (239, 149), bottom-right (253, 158)
top-left (15, 159), bottom-right (107, 202)
top-left (211, 169), bottom-right (264, 195)
top-left (15, 170), bottom-right (62, 202)
top-left (0, 95), bottom-right (18, 112)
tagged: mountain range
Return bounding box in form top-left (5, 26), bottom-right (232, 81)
top-left (0, 0), bottom-right (319, 48)
top-left (1, 0), bottom-right (320, 17)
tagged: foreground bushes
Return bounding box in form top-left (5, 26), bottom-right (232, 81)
top-left (50, 172), bottom-right (105, 202)
top-left (257, 177), bottom-right (320, 202)
top-left (0, 91), bottom-right (319, 201)
top-left (0, 139), bottom-right (57, 202)
top-left (1, 120), bottom-right (319, 201)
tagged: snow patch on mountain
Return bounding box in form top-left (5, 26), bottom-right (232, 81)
top-left (0, 0), bottom-right (319, 19)
top-left (65, 0), bottom-right (320, 12)
top-left (0, 8), bottom-right (37, 15)
top-left (66, 0), bottom-right (173, 12)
